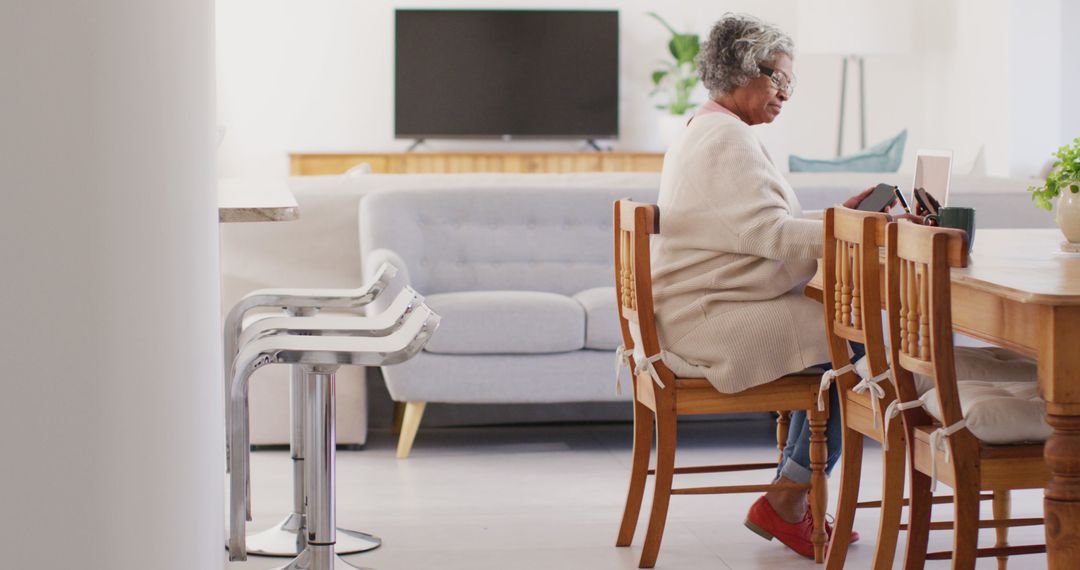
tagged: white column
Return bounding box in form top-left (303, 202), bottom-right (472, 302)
top-left (0, 2), bottom-right (222, 569)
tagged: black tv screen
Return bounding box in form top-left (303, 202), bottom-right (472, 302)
top-left (395, 9), bottom-right (619, 139)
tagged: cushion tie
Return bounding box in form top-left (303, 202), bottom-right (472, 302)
top-left (928, 419), bottom-right (968, 492)
top-left (633, 353), bottom-right (667, 389)
top-left (613, 344), bottom-right (634, 396)
top-left (818, 363), bottom-right (856, 411)
top-left (851, 368), bottom-right (891, 430)
top-left (882, 399), bottom-right (925, 451)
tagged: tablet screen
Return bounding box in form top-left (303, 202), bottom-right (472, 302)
top-left (912, 150), bottom-right (953, 207)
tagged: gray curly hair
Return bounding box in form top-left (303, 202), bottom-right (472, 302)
top-left (697, 13), bottom-right (794, 96)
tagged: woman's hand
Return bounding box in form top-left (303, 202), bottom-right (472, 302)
top-left (842, 186), bottom-right (877, 209)
top-left (891, 213), bottom-right (925, 224)
top-left (842, 186), bottom-right (899, 212)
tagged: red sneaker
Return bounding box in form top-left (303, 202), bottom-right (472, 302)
top-left (744, 497), bottom-right (860, 558)
top-left (743, 496), bottom-right (817, 558)
top-left (821, 511), bottom-right (859, 544)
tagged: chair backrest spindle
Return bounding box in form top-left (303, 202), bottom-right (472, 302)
top-left (885, 222), bottom-right (969, 425)
top-left (822, 208), bottom-right (890, 387)
top-left (613, 200), bottom-right (669, 392)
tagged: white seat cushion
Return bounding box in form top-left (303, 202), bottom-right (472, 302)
top-left (573, 287), bottom-right (621, 350)
top-left (953, 346), bottom-right (1037, 382)
top-left (855, 346), bottom-right (1036, 396)
top-left (422, 291), bottom-right (584, 355)
top-left (921, 381), bottom-right (1051, 444)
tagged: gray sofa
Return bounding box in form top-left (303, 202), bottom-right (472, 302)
top-left (359, 187), bottom-right (658, 457)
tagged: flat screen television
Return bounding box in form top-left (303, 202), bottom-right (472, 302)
top-left (394, 9), bottom-right (619, 140)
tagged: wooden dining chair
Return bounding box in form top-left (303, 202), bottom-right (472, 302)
top-left (885, 221), bottom-right (1048, 569)
top-left (820, 207), bottom-right (906, 569)
top-left (612, 200), bottom-right (829, 567)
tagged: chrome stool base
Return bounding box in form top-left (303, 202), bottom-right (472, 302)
top-left (246, 513), bottom-right (382, 557)
top-left (270, 546), bottom-right (372, 570)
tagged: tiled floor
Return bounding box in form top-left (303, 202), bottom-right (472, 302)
top-left (227, 418), bottom-right (1047, 569)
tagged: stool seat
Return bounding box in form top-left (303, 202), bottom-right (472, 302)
top-left (236, 287), bottom-right (423, 351)
top-left (223, 262), bottom-right (398, 379)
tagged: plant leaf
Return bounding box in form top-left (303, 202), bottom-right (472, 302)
top-left (646, 11), bottom-right (678, 36)
top-left (669, 35), bottom-right (700, 66)
top-left (651, 70), bottom-right (668, 85)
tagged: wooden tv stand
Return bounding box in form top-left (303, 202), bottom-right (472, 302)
top-left (288, 151), bottom-right (665, 175)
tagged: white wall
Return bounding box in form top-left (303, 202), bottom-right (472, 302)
top-left (916, 0), bottom-right (1013, 176)
top-left (1, 1), bottom-right (222, 568)
top-left (1008, 0), bottom-right (1063, 177)
top-left (217, 0), bottom-right (1073, 178)
top-left (1062, 0), bottom-right (1080, 144)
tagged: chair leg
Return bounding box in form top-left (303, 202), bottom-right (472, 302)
top-left (776, 410), bottom-right (791, 464)
top-left (616, 400), bottom-right (654, 547)
top-left (395, 401), bottom-right (426, 459)
top-left (951, 474), bottom-right (981, 570)
top-left (992, 490), bottom-right (1011, 570)
top-left (825, 426), bottom-right (864, 570)
top-left (873, 430), bottom-right (907, 570)
top-left (903, 470), bottom-right (934, 570)
top-left (638, 410), bottom-right (676, 569)
top-left (808, 404), bottom-right (828, 563)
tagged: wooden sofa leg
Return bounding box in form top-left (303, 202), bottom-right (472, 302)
top-left (391, 401), bottom-right (406, 435)
top-left (396, 401), bottom-right (426, 459)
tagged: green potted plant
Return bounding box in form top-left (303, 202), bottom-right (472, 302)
top-left (1028, 137), bottom-right (1080, 245)
top-left (647, 12), bottom-right (700, 146)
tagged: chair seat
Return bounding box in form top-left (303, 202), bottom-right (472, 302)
top-left (854, 346), bottom-right (1036, 396)
top-left (655, 371), bottom-right (824, 415)
top-left (921, 381), bottom-right (1051, 445)
top-left (422, 291), bottom-right (584, 354)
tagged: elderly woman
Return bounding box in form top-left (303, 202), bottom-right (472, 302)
top-left (650, 14), bottom-right (876, 558)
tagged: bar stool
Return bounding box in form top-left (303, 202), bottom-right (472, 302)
top-left (223, 263), bottom-right (400, 557)
top-left (227, 287), bottom-right (425, 535)
top-left (228, 305), bottom-right (440, 569)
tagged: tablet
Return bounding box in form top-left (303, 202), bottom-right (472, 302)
top-left (911, 149), bottom-right (953, 209)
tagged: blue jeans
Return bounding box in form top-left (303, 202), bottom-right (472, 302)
top-left (774, 343), bottom-right (866, 484)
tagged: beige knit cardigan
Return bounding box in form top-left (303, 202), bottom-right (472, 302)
top-left (651, 112), bottom-right (830, 393)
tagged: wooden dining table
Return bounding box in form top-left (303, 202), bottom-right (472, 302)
top-left (805, 228), bottom-right (1080, 568)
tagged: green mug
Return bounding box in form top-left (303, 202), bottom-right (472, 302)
top-left (925, 207), bottom-right (976, 251)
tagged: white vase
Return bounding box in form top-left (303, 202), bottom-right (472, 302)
top-left (1057, 183), bottom-right (1080, 243)
top-left (658, 113), bottom-right (692, 148)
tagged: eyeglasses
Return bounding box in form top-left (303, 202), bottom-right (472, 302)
top-left (758, 65), bottom-right (796, 98)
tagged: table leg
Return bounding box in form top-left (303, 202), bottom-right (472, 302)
top-left (1040, 306), bottom-right (1080, 569)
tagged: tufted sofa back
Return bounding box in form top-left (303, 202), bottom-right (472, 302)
top-left (360, 187), bottom-right (659, 296)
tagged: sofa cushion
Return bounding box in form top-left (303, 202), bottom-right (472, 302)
top-left (574, 287), bottom-right (621, 350)
top-left (789, 129), bottom-right (907, 173)
top-left (422, 291), bottom-right (585, 354)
